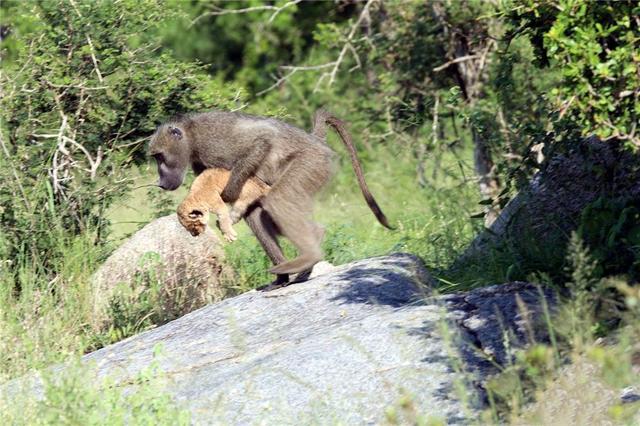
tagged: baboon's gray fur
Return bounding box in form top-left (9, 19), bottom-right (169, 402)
top-left (149, 110), bottom-right (391, 283)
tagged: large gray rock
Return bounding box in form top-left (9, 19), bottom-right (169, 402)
top-left (457, 136), bottom-right (640, 271)
top-left (75, 253), bottom-right (553, 424)
top-left (92, 214), bottom-right (228, 328)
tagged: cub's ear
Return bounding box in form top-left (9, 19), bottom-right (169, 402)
top-left (168, 126), bottom-right (183, 140)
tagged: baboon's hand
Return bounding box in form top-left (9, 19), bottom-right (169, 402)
top-left (220, 183), bottom-right (242, 203)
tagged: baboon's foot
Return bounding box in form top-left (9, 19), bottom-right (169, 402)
top-left (269, 253), bottom-right (323, 275)
top-left (257, 273), bottom-right (291, 291)
top-left (290, 268), bottom-right (313, 283)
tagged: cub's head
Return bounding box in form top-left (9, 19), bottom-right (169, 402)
top-left (177, 203), bottom-right (209, 237)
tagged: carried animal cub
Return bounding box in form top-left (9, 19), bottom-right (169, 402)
top-left (177, 168), bottom-right (270, 241)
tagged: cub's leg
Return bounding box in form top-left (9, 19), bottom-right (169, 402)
top-left (177, 169), bottom-right (237, 241)
top-left (177, 169), bottom-right (271, 242)
top-left (229, 178), bottom-right (271, 224)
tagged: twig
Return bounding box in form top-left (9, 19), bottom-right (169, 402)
top-left (256, 62), bottom-right (337, 96)
top-left (0, 131), bottom-right (31, 210)
top-left (432, 95), bottom-right (440, 147)
top-left (47, 82), bottom-right (108, 90)
top-left (191, 0), bottom-right (302, 27)
top-left (558, 95), bottom-right (575, 119)
top-left (256, 0), bottom-right (376, 95)
top-left (432, 54), bottom-right (480, 72)
top-left (321, 0), bottom-right (375, 88)
top-left (68, 0), bottom-right (104, 83)
top-left (54, 114), bottom-right (69, 194)
top-left (266, 0), bottom-right (302, 23)
top-left (63, 137), bottom-right (101, 179)
top-left (230, 89), bottom-right (248, 112)
top-left (347, 42), bottom-right (363, 72)
top-left (36, 132), bottom-right (103, 181)
top-left (85, 35), bottom-right (104, 83)
top-left (110, 136), bottom-right (150, 151)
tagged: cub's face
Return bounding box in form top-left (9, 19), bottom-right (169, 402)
top-left (177, 207), bottom-right (209, 237)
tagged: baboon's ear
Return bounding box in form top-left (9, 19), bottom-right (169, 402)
top-left (168, 126), bottom-right (183, 140)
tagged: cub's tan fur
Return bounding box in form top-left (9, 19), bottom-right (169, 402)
top-left (177, 168), bottom-right (270, 241)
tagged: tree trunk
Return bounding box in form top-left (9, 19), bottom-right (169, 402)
top-left (472, 128), bottom-right (499, 224)
top-left (431, 2), bottom-right (500, 225)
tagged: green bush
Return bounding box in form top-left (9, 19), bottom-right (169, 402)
top-left (1, 0), bottom-right (241, 280)
top-left (506, 0), bottom-right (640, 148)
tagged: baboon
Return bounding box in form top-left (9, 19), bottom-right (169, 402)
top-left (177, 168), bottom-right (270, 241)
top-left (149, 109), bottom-right (392, 284)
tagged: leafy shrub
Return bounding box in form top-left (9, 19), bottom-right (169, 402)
top-left (506, 0), bottom-right (640, 148)
top-left (0, 0), bottom-right (241, 280)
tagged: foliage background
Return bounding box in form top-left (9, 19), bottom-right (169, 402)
top-left (0, 0), bottom-right (638, 422)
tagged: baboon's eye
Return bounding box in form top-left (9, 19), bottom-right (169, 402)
top-left (168, 126), bottom-right (183, 139)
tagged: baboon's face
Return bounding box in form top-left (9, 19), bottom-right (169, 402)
top-left (149, 124), bottom-right (190, 191)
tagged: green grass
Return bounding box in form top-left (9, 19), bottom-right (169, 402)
top-left (1, 352), bottom-right (190, 425)
top-left (0, 227), bottom-right (194, 423)
top-left (0, 233), bottom-right (102, 381)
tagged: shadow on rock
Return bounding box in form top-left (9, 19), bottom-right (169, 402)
top-left (329, 253), bottom-right (430, 307)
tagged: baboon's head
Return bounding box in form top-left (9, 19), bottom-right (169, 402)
top-left (149, 123), bottom-right (191, 190)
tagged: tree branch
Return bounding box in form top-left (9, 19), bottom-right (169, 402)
top-left (191, 0), bottom-right (303, 27)
top-left (68, 0), bottom-right (105, 83)
top-left (433, 54), bottom-right (480, 72)
top-left (321, 0), bottom-right (375, 89)
top-left (256, 62), bottom-right (337, 96)
top-left (256, 0), bottom-right (376, 95)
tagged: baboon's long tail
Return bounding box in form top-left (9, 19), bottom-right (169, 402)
top-left (313, 110), bottom-right (394, 230)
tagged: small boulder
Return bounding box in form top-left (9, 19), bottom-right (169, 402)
top-left (91, 214), bottom-right (228, 329)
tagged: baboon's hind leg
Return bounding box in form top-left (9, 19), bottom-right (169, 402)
top-left (265, 197), bottom-right (325, 275)
top-left (263, 155), bottom-right (331, 275)
top-left (268, 217), bottom-right (324, 274)
top-left (244, 205), bottom-right (289, 285)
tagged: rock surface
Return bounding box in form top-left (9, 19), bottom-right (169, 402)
top-left (91, 214), bottom-right (228, 327)
top-left (79, 253), bottom-right (553, 424)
